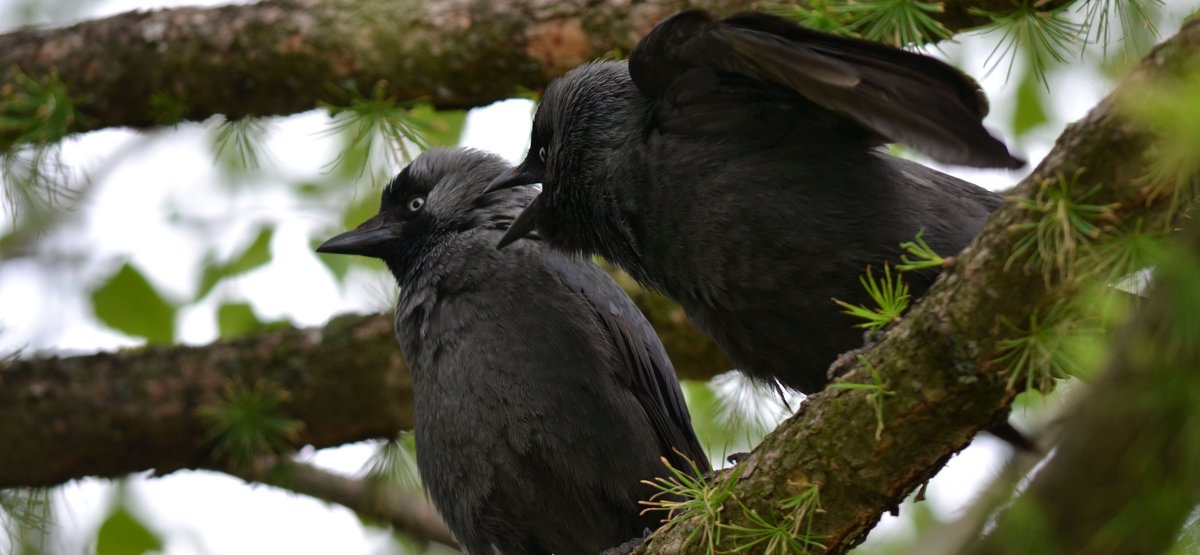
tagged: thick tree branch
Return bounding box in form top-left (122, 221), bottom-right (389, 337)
top-left (638, 17), bottom-right (1200, 555)
top-left (227, 458), bottom-right (458, 549)
top-left (0, 0), bottom-right (1066, 145)
top-left (0, 282), bottom-right (724, 489)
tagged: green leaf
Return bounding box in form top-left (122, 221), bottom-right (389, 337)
top-left (95, 506), bottom-right (163, 555)
top-left (1012, 65), bottom-right (1049, 137)
top-left (195, 227), bottom-right (275, 300)
top-left (224, 227), bottom-right (273, 275)
top-left (217, 302), bottom-right (262, 338)
top-left (91, 263), bottom-right (176, 344)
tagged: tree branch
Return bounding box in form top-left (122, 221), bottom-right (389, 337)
top-left (0, 0), bottom-right (1064, 146)
top-left (0, 281), bottom-right (724, 489)
top-left (638, 16), bottom-right (1200, 555)
top-left (226, 458), bottom-right (458, 549)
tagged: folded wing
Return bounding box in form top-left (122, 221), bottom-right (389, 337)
top-left (543, 252), bottom-right (710, 474)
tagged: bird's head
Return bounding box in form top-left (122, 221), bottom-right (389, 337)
top-left (487, 61), bottom-right (637, 251)
top-left (317, 148), bottom-right (534, 278)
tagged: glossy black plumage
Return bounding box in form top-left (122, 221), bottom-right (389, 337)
top-left (318, 148), bottom-right (708, 554)
top-left (491, 10), bottom-right (1018, 393)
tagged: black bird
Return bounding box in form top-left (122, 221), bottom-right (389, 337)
top-left (488, 10), bottom-right (1021, 394)
top-left (316, 148), bottom-right (709, 555)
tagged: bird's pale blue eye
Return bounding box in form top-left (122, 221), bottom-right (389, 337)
top-left (538, 147), bottom-right (547, 162)
top-left (408, 197), bottom-right (425, 212)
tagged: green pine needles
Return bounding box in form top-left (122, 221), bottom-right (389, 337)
top-left (897, 229), bottom-right (947, 272)
top-left (322, 82), bottom-right (431, 177)
top-left (198, 379), bottom-right (302, 469)
top-left (642, 457), bottom-right (742, 554)
top-left (834, 263), bottom-right (911, 332)
top-left (725, 483), bottom-right (826, 554)
top-left (643, 459), bottom-right (827, 554)
top-left (0, 69), bottom-right (85, 149)
top-left (212, 116), bottom-right (271, 171)
top-left (1006, 171), bottom-right (1117, 286)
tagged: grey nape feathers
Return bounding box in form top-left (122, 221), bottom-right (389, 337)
top-left (318, 148), bottom-right (709, 555)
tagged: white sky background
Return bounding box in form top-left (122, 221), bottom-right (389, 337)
top-left (1, 0), bottom-right (1195, 553)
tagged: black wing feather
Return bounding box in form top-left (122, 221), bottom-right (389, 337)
top-left (543, 252), bottom-right (709, 473)
top-left (630, 10), bottom-right (1023, 168)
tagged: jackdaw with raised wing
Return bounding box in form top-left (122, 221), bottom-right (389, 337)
top-left (489, 10), bottom-right (1021, 394)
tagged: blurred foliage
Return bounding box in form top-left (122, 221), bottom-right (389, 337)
top-left (90, 262), bottom-right (177, 344)
top-left (1123, 62), bottom-right (1200, 219)
top-left (0, 69), bottom-right (86, 150)
top-left (1, 145), bottom-right (75, 235)
top-left (216, 301), bottom-right (286, 339)
top-left (996, 301), bottom-right (1093, 392)
top-left (148, 91), bottom-right (188, 126)
top-left (195, 226), bottom-right (275, 301)
top-left (0, 488), bottom-right (52, 555)
top-left (405, 104), bottom-right (467, 149)
top-left (1012, 66), bottom-right (1050, 137)
top-left (96, 507), bottom-right (162, 555)
top-left (1079, 0), bottom-right (1163, 58)
top-left (363, 434), bottom-right (422, 492)
top-left (322, 84), bottom-right (456, 178)
top-left (95, 485), bottom-right (163, 555)
top-left (211, 116), bottom-right (271, 173)
top-left (973, 3), bottom-right (1083, 86)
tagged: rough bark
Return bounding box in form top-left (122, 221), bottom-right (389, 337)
top-left (0, 282), bottom-right (725, 489)
top-left (0, 0), bottom-right (1067, 147)
top-left (638, 16), bottom-right (1200, 555)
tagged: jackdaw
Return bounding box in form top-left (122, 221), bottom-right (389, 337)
top-left (316, 148), bottom-right (709, 555)
top-left (488, 10), bottom-right (1021, 394)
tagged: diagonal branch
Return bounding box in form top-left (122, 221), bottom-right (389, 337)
top-left (0, 0), bottom-right (1066, 146)
top-left (225, 458), bottom-right (458, 549)
top-left (638, 15), bottom-right (1200, 555)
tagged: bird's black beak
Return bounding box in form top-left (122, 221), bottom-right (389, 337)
top-left (316, 213), bottom-right (401, 258)
top-left (485, 165), bottom-right (540, 194)
top-left (495, 195), bottom-right (543, 250)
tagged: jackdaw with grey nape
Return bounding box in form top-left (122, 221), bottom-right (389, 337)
top-left (318, 148), bottom-right (709, 555)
